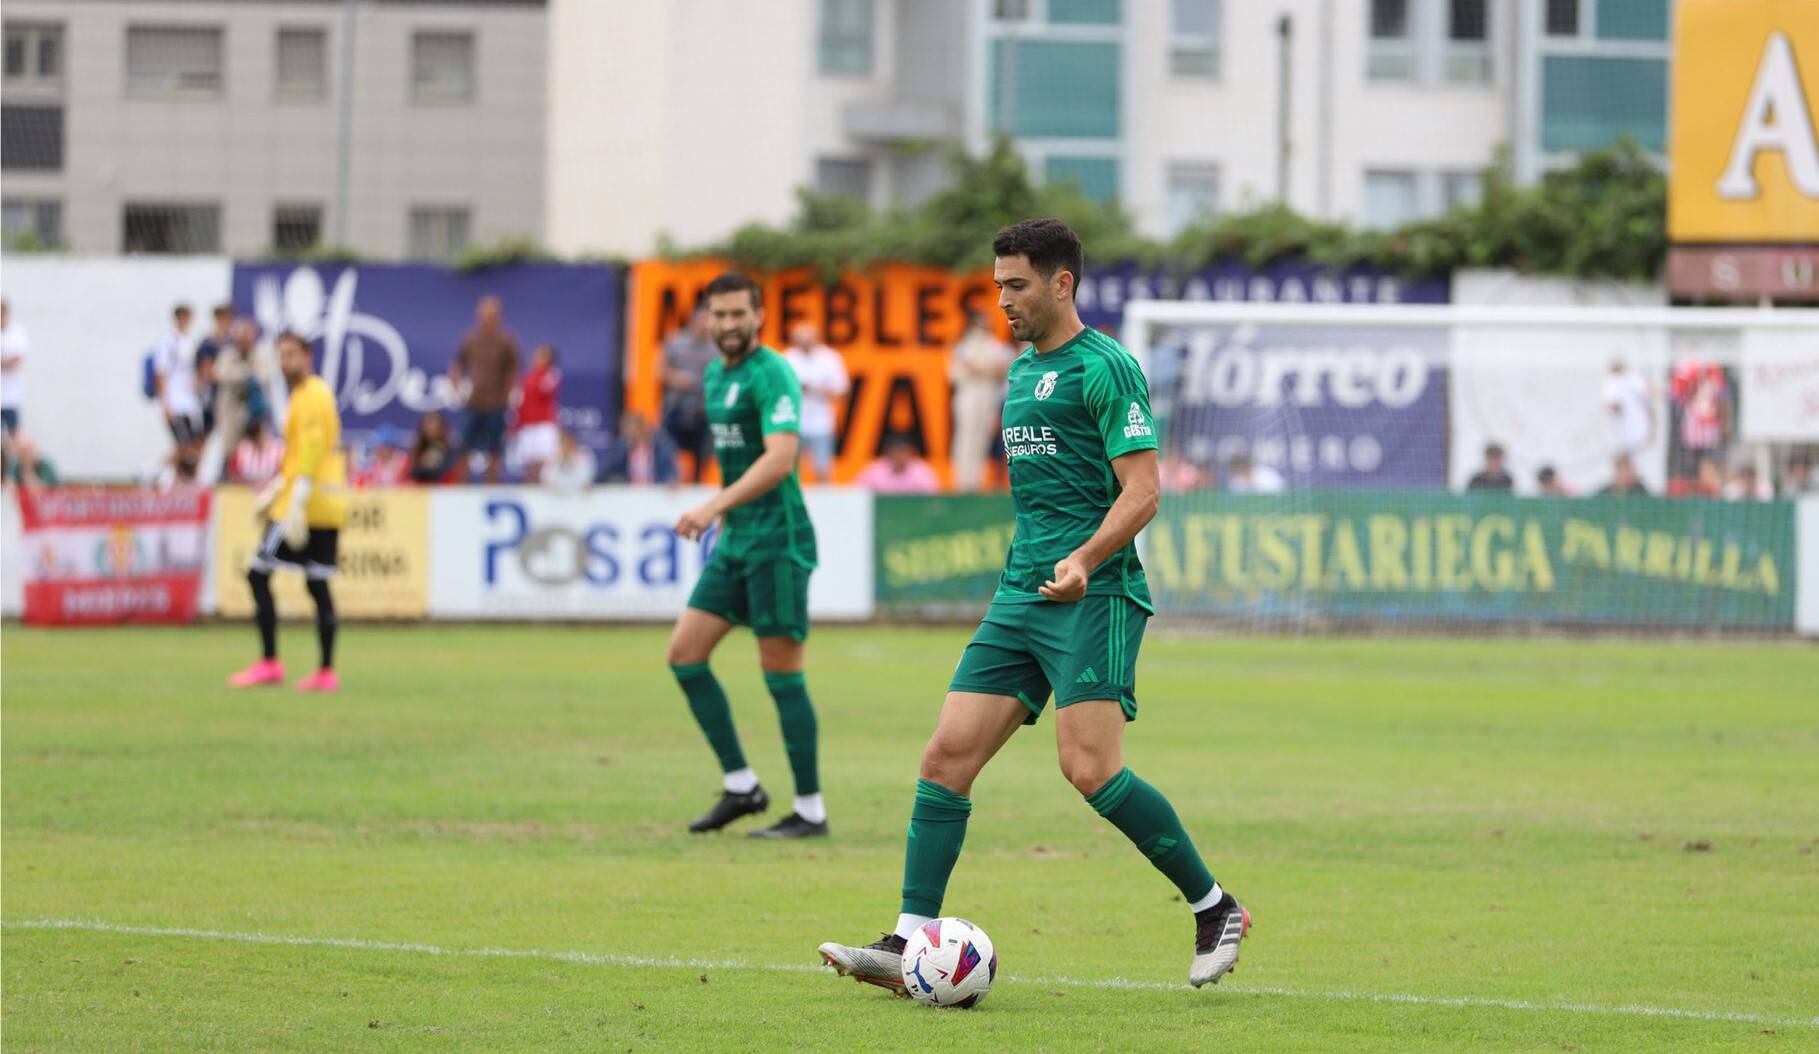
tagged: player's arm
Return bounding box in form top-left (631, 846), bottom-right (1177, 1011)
top-left (1042, 355), bottom-right (1161, 602)
top-left (1041, 450), bottom-right (1158, 602)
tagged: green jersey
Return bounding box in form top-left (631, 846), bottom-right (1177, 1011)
top-left (995, 327), bottom-right (1157, 610)
top-left (703, 345), bottom-right (817, 568)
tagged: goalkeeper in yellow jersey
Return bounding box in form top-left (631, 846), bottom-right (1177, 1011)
top-left (229, 331), bottom-right (349, 692)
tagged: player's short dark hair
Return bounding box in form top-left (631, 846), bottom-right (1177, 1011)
top-left (702, 272), bottom-right (762, 311)
top-left (274, 329), bottom-right (309, 352)
top-left (992, 218), bottom-right (1084, 297)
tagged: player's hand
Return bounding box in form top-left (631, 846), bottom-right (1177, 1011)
top-left (252, 478), bottom-right (283, 517)
top-left (674, 502), bottom-right (718, 540)
top-left (1040, 556), bottom-right (1089, 603)
top-left (280, 501), bottom-right (309, 549)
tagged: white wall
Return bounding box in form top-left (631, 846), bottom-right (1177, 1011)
top-left (1, 256), bottom-right (232, 480)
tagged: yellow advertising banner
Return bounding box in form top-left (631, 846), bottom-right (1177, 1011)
top-left (625, 260), bottom-right (1015, 486)
top-left (214, 486), bottom-right (430, 619)
top-left (1669, 0), bottom-right (1819, 243)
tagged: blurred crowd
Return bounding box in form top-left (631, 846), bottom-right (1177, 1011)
top-left (1, 293), bottom-right (1814, 502)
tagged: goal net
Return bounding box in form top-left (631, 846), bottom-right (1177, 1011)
top-left (1121, 302), bottom-right (1815, 634)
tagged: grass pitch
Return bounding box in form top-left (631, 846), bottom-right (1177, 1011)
top-left (3, 623), bottom-right (1815, 1052)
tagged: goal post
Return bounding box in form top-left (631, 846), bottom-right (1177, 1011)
top-left (1120, 301), bottom-right (1818, 634)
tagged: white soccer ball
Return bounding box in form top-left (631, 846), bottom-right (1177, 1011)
top-left (900, 917), bottom-right (996, 1009)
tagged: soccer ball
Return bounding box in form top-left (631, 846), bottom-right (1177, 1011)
top-left (900, 917), bottom-right (996, 1009)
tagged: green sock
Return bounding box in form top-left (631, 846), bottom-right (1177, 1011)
top-left (762, 671), bottom-right (819, 796)
top-left (671, 662), bottom-right (747, 775)
top-left (1086, 768), bottom-right (1217, 904)
top-left (900, 778), bottom-right (972, 917)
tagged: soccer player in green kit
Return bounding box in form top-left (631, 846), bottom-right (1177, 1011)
top-left (669, 272), bottom-right (827, 839)
top-left (819, 220), bottom-right (1249, 989)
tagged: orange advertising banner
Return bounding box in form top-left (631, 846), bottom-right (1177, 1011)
top-left (626, 260), bottom-right (1014, 486)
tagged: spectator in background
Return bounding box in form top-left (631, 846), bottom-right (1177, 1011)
top-left (515, 344), bottom-right (562, 482)
top-left (207, 319), bottom-right (276, 483)
top-left (1536, 465), bottom-right (1570, 497)
top-left (1225, 452), bottom-right (1285, 494)
top-left (1603, 359), bottom-right (1653, 459)
top-left (661, 306), bottom-right (717, 482)
top-left (1466, 442), bottom-right (1514, 492)
top-left (541, 429), bottom-right (598, 493)
top-left (229, 417), bottom-right (285, 486)
top-left (410, 411), bottom-right (456, 484)
top-left (153, 304), bottom-right (207, 447)
top-left (784, 323), bottom-right (849, 481)
top-left (355, 426), bottom-right (412, 489)
top-left (1597, 454), bottom-right (1650, 497)
top-left (1669, 358), bottom-right (1731, 480)
top-left (1, 298), bottom-right (28, 436)
top-left (856, 435), bottom-right (940, 495)
top-left (1668, 456), bottom-right (1724, 499)
top-left (2, 430), bottom-right (57, 489)
top-left (601, 411), bottom-right (678, 485)
top-left (949, 311), bottom-right (1014, 492)
top-left (1782, 453), bottom-right (1816, 497)
top-left (1724, 463), bottom-right (1772, 503)
top-left (1158, 448), bottom-right (1209, 494)
top-left (157, 437), bottom-right (203, 491)
top-left (195, 303), bottom-right (234, 438)
top-left (449, 295), bottom-right (521, 483)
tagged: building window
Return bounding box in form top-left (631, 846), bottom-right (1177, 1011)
top-left (1440, 170), bottom-right (1482, 211)
top-left (409, 207), bottom-right (470, 261)
top-left (1594, 0), bottom-right (1668, 42)
top-left (124, 202), bottom-right (221, 254)
top-left (817, 0), bottom-right (873, 75)
top-left (992, 0), bottom-right (1031, 21)
top-left (1165, 164), bottom-right (1220, 236)
top-left (1545, 0), bottom-right (1579, 37)
top-left (3, 197), bottom-right (62, 249)
top-left (4, 22), bottom-right (63, 95)
top-left (815, 157), bottom-right (873, 202)
top-left (1170, 0), bottom-right (1221, 80)
top-left (273, 204), bottom-right (323, 255)
top-left (1, 104), bottom-right (62, 171)
top-left (991, 40), bottom-right (1120, 138)
top-left (1444, 0), bottom-right (1491, 82)
top-left (126, 25), bottom-right (225, 96)
top-left (1367, 0), bottom-right (1415, 81)
top-left (411, 31), bottom-right (474, 104)
top-left (1363, 170), bottom-right (1419, 229)
top-left (276, 27), bottom-right (327, 101)
top-left (1049, 0), bottom-right (1122, 25)
top-left (1045, 156), bottom-right (1119, 203)
top-left (1540, 54), bottom-right (1666, 153)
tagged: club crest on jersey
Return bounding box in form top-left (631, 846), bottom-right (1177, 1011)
top-left (1123, 401), bottom-right (1153, 439)
top-left (770, 395), bottom-right (796, 425)
top-left (1034, 371), bottom-right (1059, 400)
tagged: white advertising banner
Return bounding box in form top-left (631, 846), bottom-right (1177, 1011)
top-left (429, 486), bottom-right (874, 620)
top-left (3, 489), bottom-right (22, 617)
top-left (1449, 326), bottom-right (1670, 495)
top-left (1741, 330), bottom-right (1819, 442)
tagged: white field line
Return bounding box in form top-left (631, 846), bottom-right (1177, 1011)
top-left (6, 918), bottom-right (1815, 1029)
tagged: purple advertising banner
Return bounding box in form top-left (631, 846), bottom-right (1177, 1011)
top-left (231, 262), bottom-right (623, 461)
top-left (1149, 323), bottom-right (1450, 488)
top-left (1077, 261), bottom-right (1451, 331)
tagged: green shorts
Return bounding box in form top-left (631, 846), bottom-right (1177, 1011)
top-left (687, 549), bottom-right (812, 641)
top-left (948, 595), bottom-right (1148, 724)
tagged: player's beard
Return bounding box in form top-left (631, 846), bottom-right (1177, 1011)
top-left (717, 327), bottom-right (757, 360)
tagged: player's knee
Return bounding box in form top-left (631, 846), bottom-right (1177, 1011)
top-left (1059, 750), bottom-right (1118, 797)
top-left (919, 732), bottom-right (979, 789)
top-left (665, 632), bottom-right (709, 666)
top-left (756, 637), bottom-right (803, 673)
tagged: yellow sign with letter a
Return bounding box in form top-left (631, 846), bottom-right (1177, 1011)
top-left (1669, 0), bottom-right (1819, 243)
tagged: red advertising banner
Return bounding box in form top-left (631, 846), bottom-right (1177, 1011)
top-left (14, 487), bottom-right (212, 626)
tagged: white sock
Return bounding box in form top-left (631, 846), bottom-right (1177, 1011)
top-left (792, 793), bottom-right (826, 824)
top-left (1188, 882), bottom-right (1225, 914)
top-left (894, 913), bottom-right (932, 940)
top-left (723, 767), bottom-right (759, 794)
